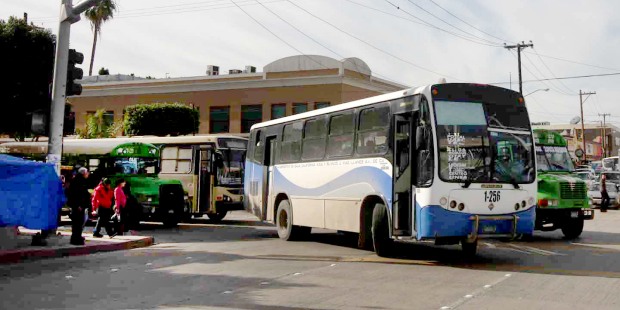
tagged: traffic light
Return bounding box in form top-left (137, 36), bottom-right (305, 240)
top-left (66, 49), bottom-right (84, 96)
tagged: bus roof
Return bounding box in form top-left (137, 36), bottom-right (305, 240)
top-left (533, 129), bottom-right (567, 147)
top-left (0, 134), bottom-right (248, 155)
top-left (249, 85), bottom-right (423, 131)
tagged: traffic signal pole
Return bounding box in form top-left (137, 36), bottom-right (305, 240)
top-left (47, 0), bottom-right (101, 176)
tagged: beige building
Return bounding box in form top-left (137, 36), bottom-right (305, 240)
top-left (68, 55), bottom-right (407, 135)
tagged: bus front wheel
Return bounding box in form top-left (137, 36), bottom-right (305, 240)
top-left (562, 218), bottom-right (584, 239)
top-left (276, 200), bottom-right (307, 241)
top-left (461, 239), bottom-right (478, 257)
top-left (371, 203), bottom-right (393, 257)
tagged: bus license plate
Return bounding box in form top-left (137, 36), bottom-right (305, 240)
top-left (571, 211), bottom-right (579, 218)
top-left (482, 225), bottom-right (496, 233)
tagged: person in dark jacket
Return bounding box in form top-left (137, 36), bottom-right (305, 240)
top-left (601, 174), bottom-right (610, 212)
top-left (92, 178), bottom-right (116, 238)
top-left (123, 183), bottom-right (141, 231)
top-left (67, 167), bottom-right (91, 245)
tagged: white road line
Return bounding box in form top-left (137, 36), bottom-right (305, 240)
top-left (439, 273), bottom-right (514, 309)
top-left (505, 244), bottom-right (565, 256)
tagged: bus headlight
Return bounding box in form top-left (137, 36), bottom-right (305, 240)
top-left (515, 203), bottom-right (520, 211)
top-left (521, 200), bottom-right (527, 208)
top-left (548, 199), bottom-right (558, 206)
top-left (528, 197), bottom-right (535, 205)
top-left (440, 197), bottom-right (448, 206)
top-left (458, 203), bottom-right (465, 211)
top-left (450, 200), bottom-right (457, 209)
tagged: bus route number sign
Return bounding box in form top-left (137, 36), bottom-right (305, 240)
top-left (484, 190), bottom-right (501, 203)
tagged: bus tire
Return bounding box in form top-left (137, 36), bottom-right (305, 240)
top-left (461, 239), bottom-right (478, 257)
top-left (561, 218), bottom-right (584, 239)
top-left (162, 217), bottom-right (179, 228)
top-left (276, 200), bottom-right (304, 241)
top-left (371, 203), bottom-right (393, 257)
top-left (207, 210), bottom-right (228, 222)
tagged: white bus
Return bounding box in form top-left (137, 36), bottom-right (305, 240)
top-left (1, 134), bottom-right (248, 222)
top-left (244, 83), bottom-right (536, 256)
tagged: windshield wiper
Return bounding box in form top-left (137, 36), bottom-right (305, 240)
top-left (462, 148), bottom-right (489, 188)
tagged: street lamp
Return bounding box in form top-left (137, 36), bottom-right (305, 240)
top-left (524, 88), bottom-right (550, 97)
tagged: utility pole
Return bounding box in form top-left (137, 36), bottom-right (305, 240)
top-left (504, 41), bottom-right (534, 95)
top-left (47, 0), bottom-right (102, 176)
top-left (600, 113), bottom-right (611, 157)
top-left (579, 90), bottom-right (596, 164)
top-left (38, 0), bottom-right (102, 245)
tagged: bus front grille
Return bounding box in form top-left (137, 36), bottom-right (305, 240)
top-left (560, 182), bottom-right (586, 199)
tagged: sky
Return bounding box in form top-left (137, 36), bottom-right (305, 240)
top-left (3, 0), bottom-right (620, 126)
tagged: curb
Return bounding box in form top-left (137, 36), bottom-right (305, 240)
top-left (0, 236), bottom-right (154, 265)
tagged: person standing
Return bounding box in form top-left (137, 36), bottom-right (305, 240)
top-left (600, 174), bottom-right (610, 213)
top-left (91, 178), bottom-right (116, 238)
top-left (113, 179), bottom-right (128, 235)
top-left (67, 167), bottom-right (91, 245)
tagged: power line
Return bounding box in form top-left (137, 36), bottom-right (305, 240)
top-left (488, 72), bottom-right (620, 85)
top-left (426, 0), bottom-right (513, 44)
top-left (287, 0), bottom-right (465, 81)
top-left (403, 0), bottom-right (502, 46)
top-left (253, 1), bottom-right (405, 86)
top-left (531, 47), bottom-right (577, 95)
top-left (521, 52), bottom-right (574, 96)
top-left (383, 0), bottom-right (503, 47)
top-left (523, 51), bottom-right (620, 72)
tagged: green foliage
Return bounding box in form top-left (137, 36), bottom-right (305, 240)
top-left (75, 109), bottom-right (122, 139)
top-left (124, 103), bottom-right (200, 136)
top-left (0, 16), bottom-right (55, 141)
top-left (98, 67), bottom-right (109, 75)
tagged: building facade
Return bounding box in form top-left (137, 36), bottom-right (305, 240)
top-left (68, 55), bottom-right (407, 135)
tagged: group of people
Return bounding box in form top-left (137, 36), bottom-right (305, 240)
top-left (66, 167), bottom-right (137, 245)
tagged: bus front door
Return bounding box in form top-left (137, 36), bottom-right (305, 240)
top-left (392, 113), bottom-right (414, 237)
top-left (193, 145), bottom-right (213, 215)
top-left (262, 136), bottom-right (277, 221)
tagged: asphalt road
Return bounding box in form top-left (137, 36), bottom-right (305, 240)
top-left (2, 210), bottom-right (620, 310)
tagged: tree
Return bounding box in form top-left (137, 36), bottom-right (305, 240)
top-left (98, 67), bottom-right (109, 75)
top-left (75, 109), bottom-right (122, 139)
top-left (124, 103), bottom-right (199, 136)
top-left (84, 0), bottom-right (117, 76)
top-left (0, 16), bottom-right (55, 141)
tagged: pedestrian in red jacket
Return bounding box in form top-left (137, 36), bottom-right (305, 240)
top-left (92, 178), bottom-right (116, 238)
top-left (113, 178), bottom-right (128, 235)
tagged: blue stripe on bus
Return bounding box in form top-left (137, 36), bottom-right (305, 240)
top-left (415, 205), bottom-right (535, 240)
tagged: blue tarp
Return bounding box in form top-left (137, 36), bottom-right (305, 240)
top-left (0, 155), bottom-right (65, 230)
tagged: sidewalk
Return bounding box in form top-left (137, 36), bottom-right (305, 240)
top-left (0, 226), bottom-right (154, 264)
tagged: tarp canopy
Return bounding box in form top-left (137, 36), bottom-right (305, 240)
top-left (0, 155), bottom-right (65, 230)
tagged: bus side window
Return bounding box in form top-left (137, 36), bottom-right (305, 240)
top-left (416, 97), bottom-right (434, 187)
top-left (281, 122), bottom-right (303, 162)
top-left (327, 112), bottom-right (354, 157)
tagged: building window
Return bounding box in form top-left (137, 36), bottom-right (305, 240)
top-left (315, 102), bottom-right (330, 109)
top-left (210, 106), bottom-right (229, 133)
top-left (271, 104), bottom-right (286, 120)
top-left (241, 105), bottom-right (262, 133)
top-left (293, 103), bottom-right (308, 115)
top-left (86, 110), bottom-right (114, 127)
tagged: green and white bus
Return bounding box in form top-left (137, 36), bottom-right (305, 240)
top-left (533, 129), bottom-right (594, 238)
top-left (0, 140), bottom-right (186, 226)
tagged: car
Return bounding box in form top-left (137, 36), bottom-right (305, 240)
top-left (587, 171), bottom-right (620, 209)
top-left (575, 170), bottom-right (596, 187)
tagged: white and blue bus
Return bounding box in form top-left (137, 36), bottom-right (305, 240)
top-left (244, 83), bottom-right (536, 256)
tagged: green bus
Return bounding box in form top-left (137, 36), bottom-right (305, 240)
top-left (0, 140), bottom-right (186, 227)
top-left (533, 129), bottom-right (594, 238)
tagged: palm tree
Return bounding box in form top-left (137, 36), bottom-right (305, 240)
top-left (84, 0), bottom-right (117, 76)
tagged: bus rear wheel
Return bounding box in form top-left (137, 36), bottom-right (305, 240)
top-left (371, 202), bottom-right (393, 257)
top-left (207, 210), bottom-right (228, 222)
top-left (276, 200), bottom-right (307, 241)
top-left (562, 218), bottom-right (584, 239)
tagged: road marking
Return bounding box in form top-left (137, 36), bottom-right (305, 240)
top-left (572, 243), bottom-right (620, 251)
top-left (110, 268), bottom-right (119, 272)
top-left (439, 273), bottom-right (514, 309)
top-left (340, 256), bottom-right (438, 265)
top-left (65, 275), bottom-right (73, 279)
top-left (484, 242), bottom-right (496, 249)
top-left (505, 244), bottom-right (565, 256)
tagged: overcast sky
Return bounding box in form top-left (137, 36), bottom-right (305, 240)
top-left (3, 0), bottom-right (620, 125)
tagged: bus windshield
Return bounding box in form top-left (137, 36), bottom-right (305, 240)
top-left (217, 149), bottom-right (245, 186)
top-left (535, 146), bottom-right (575, 172)
top-left (435, 100), bottom-right (534, 184)
top-left (113, 157), bottom-right (159, 175)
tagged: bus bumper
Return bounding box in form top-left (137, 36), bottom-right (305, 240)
top-left (416, 205), bottom-right (535, 241)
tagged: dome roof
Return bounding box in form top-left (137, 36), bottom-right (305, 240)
top-left (264, 55), bottom-right (371, 76)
